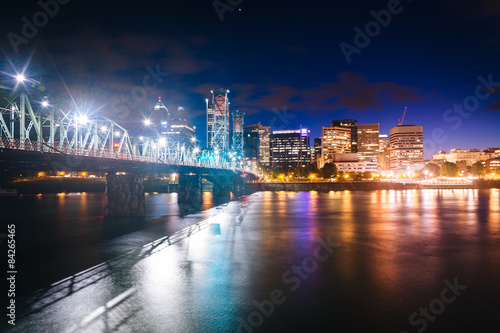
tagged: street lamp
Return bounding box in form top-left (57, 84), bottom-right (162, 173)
top-left (41, 97), bottom-right (49, 108)
top-left (144, 119), bottom-right (152, 126)
top-left (15, 73), bottom-right (26, 83)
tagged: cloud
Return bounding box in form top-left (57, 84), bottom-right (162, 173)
top-left (198, 72), bottom-right (426, 116)
top-left (485, 99), bottom-right (500, 111)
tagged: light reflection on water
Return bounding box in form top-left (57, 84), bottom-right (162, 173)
top-left (4, 189), bottom-right (500, 333)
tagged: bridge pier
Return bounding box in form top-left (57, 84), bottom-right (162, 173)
top-left (211, 175), bottom-right (232, 203)
top-left (105, 173), bottom-right (145, 217)
top-left (178, 173), bottom-right (202, 213)
top-left (230, 175), bottom-right (246, 199)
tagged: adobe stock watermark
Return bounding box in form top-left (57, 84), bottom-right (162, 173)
top-left (339, 0), bottom-right (414, 64)
top-left (237, 235), bottom-right (340, 333)
top-left (400, 277), bottom-right (467, 333)
top-left (213, 0), bottom-right (243, 22)
top-left (109, 65), bottom-right (170, 120)
top-left (424, 74), bottom-right (499, 156)
top-left (7, 0), bottom-right (71, 54)
top-left (270, 106), bottom-right (296, 131)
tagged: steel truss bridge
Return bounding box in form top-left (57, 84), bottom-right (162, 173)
top-left (0, 91), bottom-right (251, 173)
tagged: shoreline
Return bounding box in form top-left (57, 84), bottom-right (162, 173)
top-left (249, 180), bottom-right (500, 191)
top-left (2, 178), bottom-right (499, 195)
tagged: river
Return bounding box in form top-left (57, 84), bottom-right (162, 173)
top-left (3, 189), bottom-right (500, 332)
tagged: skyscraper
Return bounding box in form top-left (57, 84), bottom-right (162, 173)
top-left (270, 129), bottom-right (310, 167)
top-left (164, 118), bottom-right (196, 147)
top-left (357, 124), bottom-right (379, 171)
top-left (330, 119), bottom-right (358, 153)
top-left (389, 125), bottom-right (424, 171)
top-left (245, 123), bottom-right (271, 166)
top-left (321, 125), bottom-right (351, 168)
top-left (151, 98), bottom-right (170, 136)
top-left (378, 134), bottom-right (391, 170)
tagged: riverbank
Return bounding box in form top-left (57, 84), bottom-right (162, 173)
top-left (249, 180), bottom-right (500, 191)
top-left (3, 178), bottom-right (499, 195)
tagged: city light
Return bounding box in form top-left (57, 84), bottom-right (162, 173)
top-left (77, 115), bottom-right (89, 124)
top-left (41, 98), bottom-right (49, 108)
top-left (194, 147), bottom-right (200, 153)
top-left (100, 126), bottom-right (107, 132)
top-left (15, 73), bottom-right (26, 83)
top-left (144, 119), bottom-right (152, 126)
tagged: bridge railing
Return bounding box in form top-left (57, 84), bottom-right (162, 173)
top-left (0, 137), bottom-right (253, 173)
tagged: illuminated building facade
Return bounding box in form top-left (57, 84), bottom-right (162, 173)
top-left (270, 129), bottom-right (310, 167)
top-left (389, 125), bottom-right (424, 171)
top-left (245, 123), bottom-right (271, 166)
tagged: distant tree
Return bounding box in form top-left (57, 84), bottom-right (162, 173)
top-left (361, 171), bottom-right (372, 180)
top-left (347, 171), bottom-right (361, 181)
top-left (424, 163), bottom-right (440, 177)
top-left (321, 163), bottom-right (337, 179)
top-left (440, 161), bottom-right (460, 177)
top-left (469, 162), bottom-right (485, 177)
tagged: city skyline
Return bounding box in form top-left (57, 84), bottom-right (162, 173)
top-left (0, 0), bottom-right (498, 161)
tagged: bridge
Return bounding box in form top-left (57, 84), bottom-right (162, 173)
top-left (0, 80), bottom-right (257, 216)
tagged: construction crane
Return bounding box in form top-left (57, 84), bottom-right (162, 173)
top-left (398, 107), bottom-right (408, 126)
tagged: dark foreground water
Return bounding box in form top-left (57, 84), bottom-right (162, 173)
top-left (2, 189), bottom-right (500, 333)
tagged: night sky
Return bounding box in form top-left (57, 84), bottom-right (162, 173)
top-left (1, 0), bottom-right (499, 159)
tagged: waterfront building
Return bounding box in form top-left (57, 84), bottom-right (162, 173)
top-left (321, 125), bottom-right (351, 168)
top-left (270, 129), bottom-right (310, 167)
top-left (389, 125), bottom-right (424, 171)
top-left (431, 149), bottom-right (489, 166)
top-left (357, 124), bottom-right (379, 171)
top-left (245, 123), bottom-right (271, 166)
top-left (378, 134), bottom-right (390, 170)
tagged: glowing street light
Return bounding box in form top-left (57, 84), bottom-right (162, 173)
top-left (193, 147), bottom-right (200, 153)
top-left (191, 137), bottom-right (196, 142)
top-left (41, 97), bottom-right (49, 108)
top-left (77, 115), bottom-right (89, 124)
top-left (114, 131), bottom-right (121, 137)
top-left (15, 73), bottom-right (26, 83)
top-left (100, 126), bottom-right (107, 132)
top-left (144, 119), bottom-right (152, 126)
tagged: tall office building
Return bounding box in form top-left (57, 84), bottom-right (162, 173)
top-left (243, 129), bottom-right (259, 159)
top-left (164, 118), bottom-right (196, 147)
top-left (357, 124), bottom-right (379, 170)
top-left (378, 134), bottom-right (391, 170)
top-left (245, 123), bottom-right (271, 166)
top-left (151, 98), bottom-right (170, 135)
top-left (312, 137), bottom-right (322, 165)
top-left (270, 129), bottom-right (310, 167)
top-left (330, 119), bottom-right (358, 153)
top-left (389, 125), bottom-right (424, 171)
top-left (321, 125), bottom-right (351, 168)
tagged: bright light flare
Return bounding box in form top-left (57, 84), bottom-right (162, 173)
top-left (77, 115), bottom-right (89, 124)
top-left (41, 100), bottom-right (49, 108)
top-left (144, 119), bottom-right (152, 126)
top-left (15, 74), bottom-right (26, 83)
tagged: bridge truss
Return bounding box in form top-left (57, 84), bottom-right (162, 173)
top-left (0, 91), bottom-right (240, 170)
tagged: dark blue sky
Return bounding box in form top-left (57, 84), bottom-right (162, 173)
top-left (1, 0), bottom-right (499, 159)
